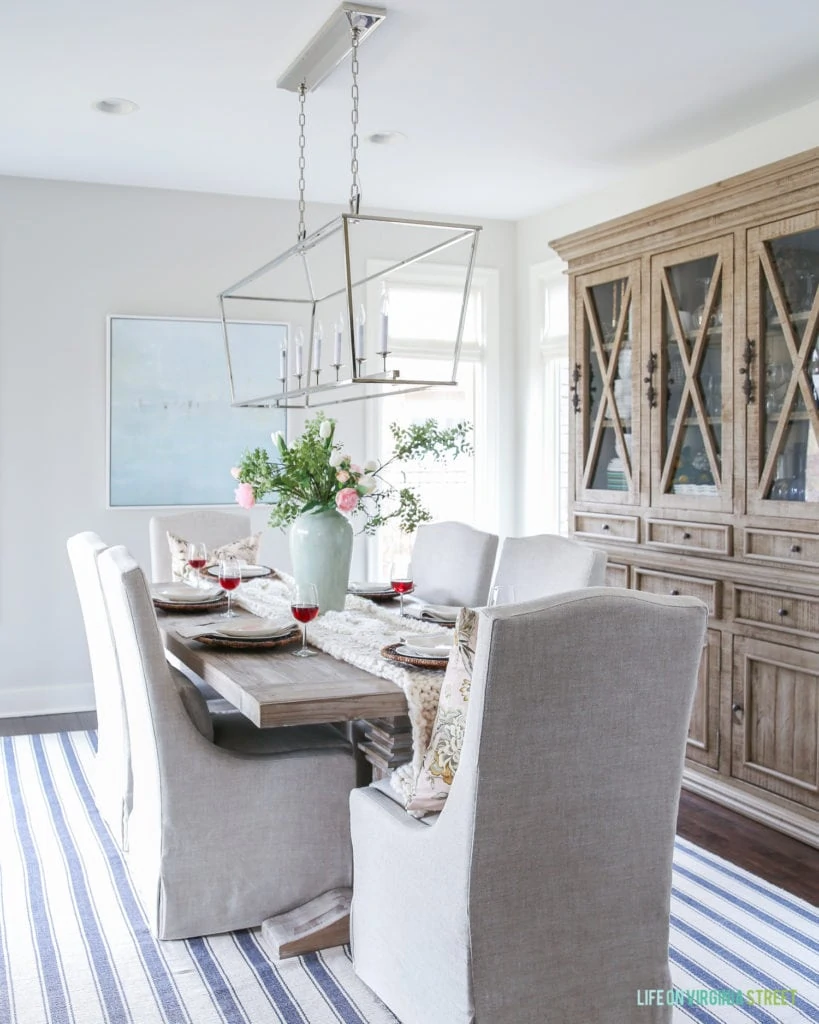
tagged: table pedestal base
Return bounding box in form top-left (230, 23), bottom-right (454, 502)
top-left (259, 887), bottom-right (352, 960)
top-left (357, 715), bottom-right (413, 780)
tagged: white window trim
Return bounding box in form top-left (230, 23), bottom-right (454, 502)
top-left (528, 258), bottom-right (569, 535)
top-left (364, 261), bottom-right (500, 575)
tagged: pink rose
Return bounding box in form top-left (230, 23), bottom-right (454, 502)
top-left (230, 466), bottom-right (241, 480)
top-left (350, 464), bottom-right (362, 474)
top-left (336, 469), bottom-right (350, 483)
top-left (336, 487), bottom-right (359, 513)
top-left (235, 482), bottom-right (256, 509)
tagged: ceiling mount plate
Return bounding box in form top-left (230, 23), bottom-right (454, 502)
top-left (277, 3), bottom-right (387, 93)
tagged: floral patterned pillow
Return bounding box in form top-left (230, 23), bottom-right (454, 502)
top-left (407, 606), bottom-right (479, 813)
top-left (167, 531), bottom-right (262, 582)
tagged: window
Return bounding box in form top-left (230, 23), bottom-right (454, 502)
top-left (366, 268), bottom-right (493, 578)
top-left (536, 264), bottom-right (570, 535)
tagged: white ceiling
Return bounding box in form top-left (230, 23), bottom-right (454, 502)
top-left (2, 0), bottom-right (819, 220)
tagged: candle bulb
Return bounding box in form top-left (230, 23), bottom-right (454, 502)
top-left (294, 328), bottom-right (304, 378)
top-left (356, 304), bottom-right (366, 375)
top-left (279, 342), bottom-right (288, 381)
top-left (312, 322), bottom-right (323, 372)
top-left (378, 283), bottom-right (390, 356)
top-left (333, 315), bottom-right (343, 368)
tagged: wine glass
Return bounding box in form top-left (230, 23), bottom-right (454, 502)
top-left (390, 559), bottom-right (413, 617)
top-left (488, 585), bottom-right (516, 607)
top-left (291, 583), bottom-right (319, 658)
top-left (186, 542), bottom-right (207, 588)
top-left (217, 556), bottom-right (241, 618)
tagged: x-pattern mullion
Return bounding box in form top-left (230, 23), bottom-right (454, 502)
top-left (758, 250), bottom-right (819, 498)
top-left (581, 284), bottom-right (633, 491)
top-left (659, 264), bottom-right (723, 492)
top-left (581, 284), bottom-right (634, 491)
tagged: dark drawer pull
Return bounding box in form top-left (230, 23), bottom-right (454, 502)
top-left (601, 523), bottom-right (610, 531)
top-left (790, 544), bottom-right (801, 553)
top-left (777, 607), bottom-right (788, 617)
top-left (682, 531), bottom-right (691, 540)
top-left (670, 588), bottom-right (680, 596)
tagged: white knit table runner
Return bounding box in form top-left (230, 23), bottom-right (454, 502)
top-left (235, 575), bottom-right (451, 782)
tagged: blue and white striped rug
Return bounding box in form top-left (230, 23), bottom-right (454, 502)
top-left (0, 732), bottom-right (816, 1023)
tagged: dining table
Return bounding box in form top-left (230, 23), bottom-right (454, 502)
top-left (157, 605), bottom-right (415, 785)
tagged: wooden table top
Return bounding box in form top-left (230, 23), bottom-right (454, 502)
top-left (158, 609), bottom-right (408, 728)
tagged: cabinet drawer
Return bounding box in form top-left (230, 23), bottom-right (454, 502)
top-left (734, 586), bottom-right (819, 639)
top-left (573, 512), bottom-right (639, 543)
top-left (645, 517), bottom-right (731, 556)
top-left (743, 528), bottom-right (819, 568)
top-left (634, 568), bottom-right (720, 617)
top-left (605, 563), bottom-right (629, 588)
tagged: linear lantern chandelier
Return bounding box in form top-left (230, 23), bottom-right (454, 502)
top-left (219, 2), bottom-right (482, 408)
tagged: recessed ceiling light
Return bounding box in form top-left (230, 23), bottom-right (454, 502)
top-left (94, 98), bottom-right (139, 116)
top-left (368, 130), bottom-right (407, 145)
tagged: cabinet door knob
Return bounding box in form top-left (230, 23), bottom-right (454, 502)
top-left (790, 544), bottom-right (801, 554)
top-left (777, 607), bottom-right (788, 617)
top-left (601, 523), bottom-right (610, 531)
top-left (670, 588), bottom-right (680, 596)
top-left (682, 531), bottom-right (691, 540)
top-left (732, 703), bottom-right (744, 721)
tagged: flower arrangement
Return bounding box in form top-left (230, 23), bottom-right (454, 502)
top-left (232, 413), bottom-right (472, 534)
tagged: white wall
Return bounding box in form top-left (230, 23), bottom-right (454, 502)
top-left (0, 176), bottom-right (516, 716)
top-left (516, 96), bottom-right (819, 532)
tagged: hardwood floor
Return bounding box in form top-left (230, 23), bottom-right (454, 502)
top-left (0, 713), bottom-right (816, 906)
top-left (677, 790), bottom-right (818, 906)
top-left (0, 711), bottom-right (97, 737)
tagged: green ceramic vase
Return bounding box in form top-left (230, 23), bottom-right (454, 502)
top-left (289, 508), bottom-right (353, 613)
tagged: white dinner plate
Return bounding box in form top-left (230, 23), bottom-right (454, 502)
top-left (348, 581), bottom-right (395, 594)
top-left (153, 583), bottom-right (223, 603)
top-left (212, 618), bottom-right (296, 640)
top-left (205, 564), bottom-right (272, 579)
top-left (395, 643), bottom-right (450, 661)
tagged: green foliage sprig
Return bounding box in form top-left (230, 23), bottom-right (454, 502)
top-left (232, 413), bottom-right (472, 534)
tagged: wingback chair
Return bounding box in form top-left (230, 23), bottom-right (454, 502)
top-left (67, 532), bottom-right (131, 847)
top-left (491, 533), bottom-right (608, 601)
top-left (97, 544), bottom-right (356, 940)
top-left (149, 510), bottom-right (251, 582)
top-left (350, 589), bottom-right (708, 1024)
top-left (411, 522), bottom-right (499, 608)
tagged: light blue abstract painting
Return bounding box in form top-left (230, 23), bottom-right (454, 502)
top-left (108, 316), bottom-right (286, 507)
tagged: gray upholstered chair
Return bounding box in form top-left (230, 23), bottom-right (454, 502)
top-left (410, 521), bottom-right (499, 608)
top-left (97, 544), bottom-right (356, 940)
top-left (491, 532), bottom-right (607, 601)
top-left (350, 588), bottom-right (708, 1024)
top-left (67, 532), bottom-right (131, 847)
top-left (148, 510), bottom-right (251, 582)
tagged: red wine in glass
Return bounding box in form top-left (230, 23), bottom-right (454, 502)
top-left (390, 559), bottom-right (413, 616)
top-left (291, 583), bottom-right (319, 658)
top-left (218, 556), bottom-right (241, 617)
top-left (186, 542), bottom-right (207, 587)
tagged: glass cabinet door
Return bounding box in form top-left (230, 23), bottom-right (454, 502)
top-left (573, 261), bottom-right (641, 504)
top-left (747, 213), bottom-right (819, 517)
top-left (650, 237), bottom-right (734, 511)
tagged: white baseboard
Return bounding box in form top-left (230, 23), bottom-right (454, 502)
top-left (0, 684), bottom-right (95, 719)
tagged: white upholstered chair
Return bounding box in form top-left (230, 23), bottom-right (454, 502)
top-left (67, 532), bottom-right (131, 847)
top-left (97, 544), bottom-right (355, 940)
top-left (350, 588), bottom-right (708, 1024)
top-left (491, 532), bottom-right (608, 601)
top-left (410, 521), bottom-right (499, 608)
top-left (148, 510), bottom-right (252, 582)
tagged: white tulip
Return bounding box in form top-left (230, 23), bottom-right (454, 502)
top-left (271, 430), bottom-right (284, 447)
top-left (359, 474), bottom-right (377, 493)
top-left (364, 459), bottom-right (378, 472)
top-left (329, 450), bottom-right (344, 468)
top-left (319, 419), bottom-right (333, 439)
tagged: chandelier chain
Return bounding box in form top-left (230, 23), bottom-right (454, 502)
top-left (349, 24), bottom-right (361, 214)
top-left (297, 82), bottom-right (307, 241)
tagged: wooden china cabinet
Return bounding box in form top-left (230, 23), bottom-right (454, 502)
top-left (551, 148), bottom-right (819, 848)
